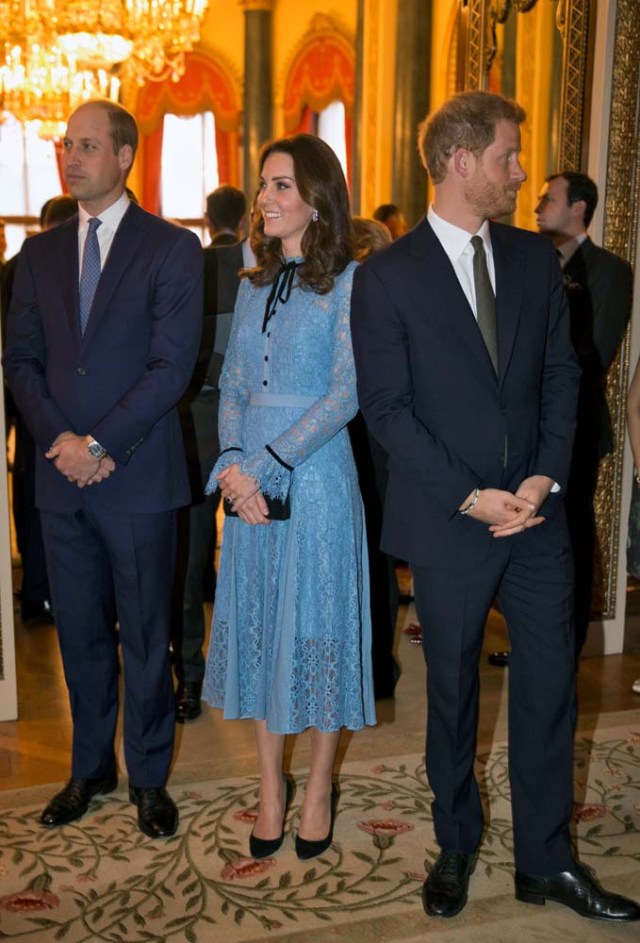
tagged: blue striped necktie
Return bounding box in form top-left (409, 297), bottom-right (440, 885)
top-left (79, 217), bottom-right (102, 335)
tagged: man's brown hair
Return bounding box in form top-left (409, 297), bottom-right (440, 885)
top-left (418, 91), bottom-right (525, 184)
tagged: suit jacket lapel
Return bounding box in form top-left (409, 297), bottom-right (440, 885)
top-left (490, 222), bottom-right (524, 383)
top-left (57, 218), bottom-right (82, 347)
top-left (81, 203), bottom-right (145, 347)
top-left (410, 218), bottom-right (498, 378)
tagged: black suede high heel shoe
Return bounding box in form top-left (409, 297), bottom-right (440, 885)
top-left (295, 783), bottom-right (338, 860)
top-left (249, 776), bottom-right (294, 860)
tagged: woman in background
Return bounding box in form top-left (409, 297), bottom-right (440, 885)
top-left (203, 134), bottom-right (376, 860)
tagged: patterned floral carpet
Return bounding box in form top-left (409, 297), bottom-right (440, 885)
top-left (1, 719), bottom-right (640, 943)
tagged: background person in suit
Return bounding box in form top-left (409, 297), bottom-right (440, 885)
top-left (351, 91), bottom-right (639, 923)
top-left (205, 185), bottom-right (246, 246)
top-left (3, 99), bottom-right (202, 839)
top-left (1, 196), bottom-right (79, 628)
top-left (535, 172), bottom-right (633, 658)
top-left (172, 235), bottom-right (249, 721)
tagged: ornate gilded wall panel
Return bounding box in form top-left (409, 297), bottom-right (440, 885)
top-left (556, 0), bottom-right (591, 171)
top-left (594, 0), bottom-right (640, 617)
top-left (464, 0), bottom-right (488, 89)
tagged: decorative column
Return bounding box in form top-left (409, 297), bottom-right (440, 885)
top-left (351, 0), bottom-right (365, 215)
top-left (241, 0), bottom-right (275, 198)
top-left (393, 0), bottom-right (432, 224)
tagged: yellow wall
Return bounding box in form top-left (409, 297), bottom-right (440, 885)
top-left (200, 0), bottom-right (245, 77)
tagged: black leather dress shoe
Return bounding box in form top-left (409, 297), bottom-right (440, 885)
top-left (488, 650), bottom-right (510, 666)
top-left (40, 776), bottom-right (118, 827)
top-left (422, 850), bottom-right (478, 918)
top-left (515, 862), bottom-right (640, 921)
top-left (22, 599), bottom-right (55, 626)
top-left (175, 680), bottom-right (203, 723)
top-left (129, 786), bottom-right (178, 838)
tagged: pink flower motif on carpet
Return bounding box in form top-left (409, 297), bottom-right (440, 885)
top-left (0, 889), bottom-right (60, 913)
top-left (0, 874), bottom-right (59, 913)
top-left (358, 818), bottom-right (415, 849)
top-left (574, 803), bottom-right (607, 823)
top-left (233, 808), bottom-right (259, 823)
top-left (379, 800), bottom-right (395, 811)
top-left (371, 764), bottom-right (386, 774)
top-left (221, 857), bottom-right (277, 881)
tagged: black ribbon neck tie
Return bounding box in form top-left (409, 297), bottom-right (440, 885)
top-left (262, 260), bottom-right (299, 333)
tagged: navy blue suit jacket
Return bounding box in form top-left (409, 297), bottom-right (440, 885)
top-left (350, 217), bottom-right (580, 568)
top-left (3, 203), bottom-right (203, 514)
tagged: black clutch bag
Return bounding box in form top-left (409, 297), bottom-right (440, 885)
top-left (224, 494), bottom-right (291, 520)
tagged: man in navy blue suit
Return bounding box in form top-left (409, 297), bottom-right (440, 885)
top-left (351, 91), bottom-right (639, 922)
top-left (3, 100), bottom-right (202, 838)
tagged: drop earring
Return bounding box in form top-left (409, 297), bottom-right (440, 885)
top-left (311, 209), bottom-right (319, 222)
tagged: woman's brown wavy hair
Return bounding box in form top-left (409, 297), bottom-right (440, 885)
top-left (245, 133), bottom-right (354, 294)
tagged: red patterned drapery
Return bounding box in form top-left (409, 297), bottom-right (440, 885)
top-left (135, 50), bottom-right (242, 214)
top-left (283, 27), bottom-right (355, 189)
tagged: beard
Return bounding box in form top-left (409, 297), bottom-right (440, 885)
top-left (466, 176), bottom-right (519, 220)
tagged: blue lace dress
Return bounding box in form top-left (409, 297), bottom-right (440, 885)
top-left (202, 260), bottom-right (376, 734)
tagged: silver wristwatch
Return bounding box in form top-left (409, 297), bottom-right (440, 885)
top-left (86, 437), bottom-right (107, 460)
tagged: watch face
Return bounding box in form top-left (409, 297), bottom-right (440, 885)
top-left (88, 441), bottom-right (106, 459)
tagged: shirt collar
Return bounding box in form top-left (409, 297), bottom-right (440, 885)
top-left (78, 191), bottom-right (130, 229)
top-left (427, 204), bottom-right (491, 263)
top-left (557, 232), bottom-right (587, 266)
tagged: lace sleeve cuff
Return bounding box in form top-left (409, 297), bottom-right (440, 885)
top-left (240, 446), bottom-right (292, 501)
top-left (204, 448), bottom-right (244, 495)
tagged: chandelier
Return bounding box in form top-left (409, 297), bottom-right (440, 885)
top-left (0, 1), bottom-right (209, 137)
top-left (56, 1), bottom-right (210, 84)
top-left (0, 43), bottom-right (120, 139)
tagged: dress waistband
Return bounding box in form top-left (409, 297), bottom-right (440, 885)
top-left (249, 392), bottom-right (317, 408)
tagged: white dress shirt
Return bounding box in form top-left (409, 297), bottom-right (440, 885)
top-left (427, 204), bottom-right (495, 318)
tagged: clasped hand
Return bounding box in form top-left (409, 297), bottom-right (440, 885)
top-left (463, 475), bottom-right (553, 538)
top-left (217, 464), bottom-right (271, 525)
top-left (46, 432), bottom-right (116, 488)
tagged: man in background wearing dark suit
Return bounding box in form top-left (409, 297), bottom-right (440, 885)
top-left (351, 91), bottom-right (639, 923)
top-left (3, 99), bottom-right (202, 838)
top-left (2, 196), bottom-right (79, 627)
top-left (205, 185), bottom-right (246, 247)
top-left (535, 172), bottom-right (633, 658)
top-left (172, 234), bottom-right (248, 721)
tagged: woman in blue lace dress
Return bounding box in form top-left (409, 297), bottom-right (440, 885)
top-left (203, 134), bottom-right (376, 861)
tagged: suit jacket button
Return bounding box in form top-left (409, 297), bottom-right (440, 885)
top-left (77, 366), bottom-right (87, 376)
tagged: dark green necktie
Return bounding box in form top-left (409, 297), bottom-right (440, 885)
top-left (471, 235), bottom-right (497, 373)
